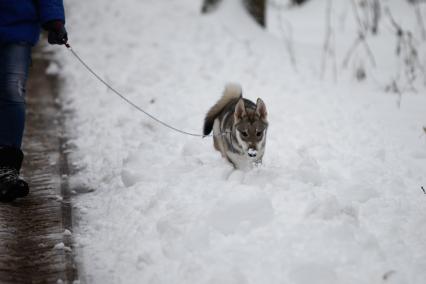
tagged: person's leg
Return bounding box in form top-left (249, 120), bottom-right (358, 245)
top-left (0, 43), bottom-right (31, 147)
top-left (0, 43), bottom-right (32, 202)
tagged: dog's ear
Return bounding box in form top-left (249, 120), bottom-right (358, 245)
top-left (234, 98), bottom-right (246, 122)
top-left (256, 98), bottom-right (267, 122)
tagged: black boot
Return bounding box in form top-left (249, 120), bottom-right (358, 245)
top-left (0, 146), bottom-right (29, 202)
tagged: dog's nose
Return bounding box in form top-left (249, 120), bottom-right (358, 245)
top-left (248, 148), bottom-right (257, 158)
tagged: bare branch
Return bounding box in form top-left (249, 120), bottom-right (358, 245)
top-left (320, 0), bottom-right (337, 81)
top-left (385, 7), bottom-right (426, 91)
top-left (277, 12), bottom-right (298, 71)
top-left (371, 0), bottom-right (381, 34)
top-left (385, 79), bottom-right (403, 108)
top-left (342, 36), bottom-right (361, 68)
top-left (414, 1), bottom-right (426, 41)
top-left (342, 0), bottom-right (376, 71)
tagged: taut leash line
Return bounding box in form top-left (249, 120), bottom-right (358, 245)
top-left (64, 43), bottom-right (213, 138)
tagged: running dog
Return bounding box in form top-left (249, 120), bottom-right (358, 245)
top-left (203, 83), bottom-right (268, 169)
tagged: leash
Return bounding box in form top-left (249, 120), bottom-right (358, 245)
top-left (64, 43), bottom-right (227, 138)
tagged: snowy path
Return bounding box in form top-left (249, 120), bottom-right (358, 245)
top-left (60, 0), bottom-right (426, 283)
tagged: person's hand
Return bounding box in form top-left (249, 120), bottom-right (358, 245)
top-left (43, 20), bottom-right (68, 45)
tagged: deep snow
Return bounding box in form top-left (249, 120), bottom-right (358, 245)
top-left (56, 0), bottom-right (426, 283)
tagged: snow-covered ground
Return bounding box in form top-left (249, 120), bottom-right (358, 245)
top-left (56, 0), bottom-right (426, 283)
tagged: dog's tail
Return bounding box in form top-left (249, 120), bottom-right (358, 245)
top-left (203, 83), bottom-right (242, 136)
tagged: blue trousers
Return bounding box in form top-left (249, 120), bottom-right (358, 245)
top-left (0, 43), bottom-right (32, 149)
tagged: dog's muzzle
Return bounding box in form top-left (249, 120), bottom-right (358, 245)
top-left (248, 148), bottom-right (257, 158)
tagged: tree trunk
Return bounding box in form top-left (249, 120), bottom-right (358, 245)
top-left (201, 0), bottom-right (266, 28)
top-left (201, 0), bottom-right (222, 13)
top-left (291, 0), bottom-right (309, 5)
top-left (243, 0), bottom-right (266, 27)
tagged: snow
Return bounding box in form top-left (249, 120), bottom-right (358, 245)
top-left (57, 0), bottom-right (426, 283)
top-left (46, 61), bottom-right (60, 75)
top-left (53, 242), bottom-right (71, 252)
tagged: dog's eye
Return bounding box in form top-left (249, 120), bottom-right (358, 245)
top-left (241, 130), bottom-right (248, 137)
top-left (256, 131), bottom-right (262, 137)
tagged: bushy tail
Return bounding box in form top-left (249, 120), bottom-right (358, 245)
top-left (203, 83), bottom-right (242, 135)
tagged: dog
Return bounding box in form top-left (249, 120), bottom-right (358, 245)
top-left (203, 83), bottom-right (268, 169)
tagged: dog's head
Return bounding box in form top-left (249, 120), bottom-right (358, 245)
top-left (233, 98), bottom-right (268, 159)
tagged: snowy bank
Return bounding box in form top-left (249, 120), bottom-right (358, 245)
top-left (58, 0), bottom-right (426, 283)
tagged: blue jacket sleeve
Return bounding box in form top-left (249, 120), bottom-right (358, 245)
top-left (37, 0), bottom-right (65, 24)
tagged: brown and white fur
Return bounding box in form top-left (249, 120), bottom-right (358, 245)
top-left (203, 83), bottom-right (268, 169)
